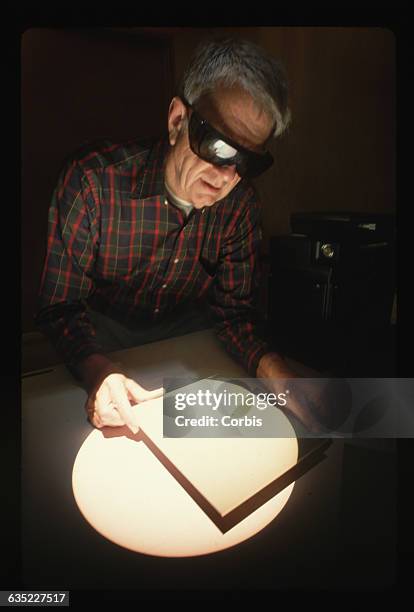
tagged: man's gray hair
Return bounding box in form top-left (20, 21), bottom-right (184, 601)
top-left (179, 38), bottom-right (291, 138)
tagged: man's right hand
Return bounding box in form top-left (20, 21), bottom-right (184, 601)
top-left (77, 354), bottom-right (164, 434)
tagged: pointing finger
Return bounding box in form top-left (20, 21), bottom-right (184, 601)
top-left (124, 378), bottom-right (164, 404)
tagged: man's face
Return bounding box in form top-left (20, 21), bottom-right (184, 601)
top-left (165, 85), bottom-right (274, 208)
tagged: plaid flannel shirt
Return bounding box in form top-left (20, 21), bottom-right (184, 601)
top-left (35, 136), bottom-right (270, 376)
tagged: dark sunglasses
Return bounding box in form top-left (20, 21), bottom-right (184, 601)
top-left (184, 102), bottom-right (274, 179)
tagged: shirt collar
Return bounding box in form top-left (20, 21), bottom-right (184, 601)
top-left (130, 135), bottom-right (170, 200)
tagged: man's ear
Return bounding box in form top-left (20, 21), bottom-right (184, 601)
top-left (167, 97), bottom-right (188, 146)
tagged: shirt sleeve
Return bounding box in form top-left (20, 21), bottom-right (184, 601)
top-left (208, 185), bottom-right (271, 376)
top-left (34, 157), bottom-right (105, 373)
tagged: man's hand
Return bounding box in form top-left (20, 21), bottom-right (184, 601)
top-left (256, 352), bottom-right (300, 380)
top-left (257, 352), bottom-right (321, 432)
top-left (77, 354), bottom-right (164, 434)
top-left (257, 352), bottom-right (350, 433)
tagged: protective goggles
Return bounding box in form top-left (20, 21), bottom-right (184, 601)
top-left (186, 103), bottom-right (274, 179)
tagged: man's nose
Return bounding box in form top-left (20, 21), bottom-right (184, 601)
top-left (212, 163), bottom-right (237, 184)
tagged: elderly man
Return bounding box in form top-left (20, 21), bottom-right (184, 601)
top-left (36, 38), bottom-right (317, 433)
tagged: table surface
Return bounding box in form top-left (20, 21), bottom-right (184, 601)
top-left (21, 329), bottom-right (396, 591)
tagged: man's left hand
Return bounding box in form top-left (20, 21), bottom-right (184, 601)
top-left (256, 352), bottom-right (350, 433)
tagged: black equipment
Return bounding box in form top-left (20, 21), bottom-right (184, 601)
top-left (267, 212), bottom-right (396, 375)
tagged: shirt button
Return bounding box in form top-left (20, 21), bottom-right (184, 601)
top-left (154, 308), bottom-right (159, 313)
top-left (174, 258), bottom-right (179, 264)
top-left (162, 284), bottom-right (167, 289)
top-left (164, 199), bottom-right (168, 205)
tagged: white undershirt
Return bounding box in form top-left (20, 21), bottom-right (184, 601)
top-left (165, 182), bottom-right (193, 217)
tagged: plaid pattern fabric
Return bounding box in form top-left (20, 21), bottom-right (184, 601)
top-left (35, 136), bottom-right (270, 375)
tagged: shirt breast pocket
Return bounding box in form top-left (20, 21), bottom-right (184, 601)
top-left (189, 257), bottom-right (217, 298)
top-left (183, 232), bottom-right (218, 287)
